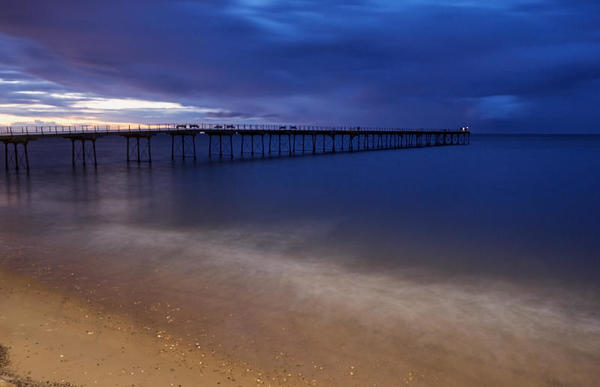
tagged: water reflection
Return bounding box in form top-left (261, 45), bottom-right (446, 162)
top-left (2, 171), bottom-right (31, 207)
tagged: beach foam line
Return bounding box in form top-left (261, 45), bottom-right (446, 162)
top-left (2, 222), bottom-right (600, 385)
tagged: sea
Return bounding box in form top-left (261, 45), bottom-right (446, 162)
top-left (1, 133), bottom-right (599, 385)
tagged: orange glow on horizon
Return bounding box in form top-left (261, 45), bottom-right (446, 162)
top-left (0, 113), bottom-right (143, 128)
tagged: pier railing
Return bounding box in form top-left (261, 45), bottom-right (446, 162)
top-left (0, 123), bottom-right (462, 137)
top-left (1, 123), bottom-right (470, 171)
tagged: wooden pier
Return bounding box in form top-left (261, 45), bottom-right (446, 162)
top-left (0, 123), bottom-right (470, 171)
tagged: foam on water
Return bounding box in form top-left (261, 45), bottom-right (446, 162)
top-left (3, 220), bottom-right (598, 385)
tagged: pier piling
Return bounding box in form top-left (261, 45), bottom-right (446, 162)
top-left (1, 124), bottom-right (470, 171)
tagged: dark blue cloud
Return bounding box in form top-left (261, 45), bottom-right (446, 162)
top-left (0, 0), bottom-right (598, 131)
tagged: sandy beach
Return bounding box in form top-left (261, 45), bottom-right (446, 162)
top-left (0, 269), bottom-right (267, 387)
top-left (2, 240), bottom-right (600, 387)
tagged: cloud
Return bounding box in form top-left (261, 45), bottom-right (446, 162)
top-left (475, 95), bottom-right (528, 120)
top-left (0, 64), bottom-right (239, 124)
top-left (0, 0), bottom-right (598, 131)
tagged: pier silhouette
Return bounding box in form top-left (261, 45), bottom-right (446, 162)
top-left (1, 123), bottom-right (470, 171)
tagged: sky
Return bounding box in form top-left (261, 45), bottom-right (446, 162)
top-left (0, 0), bottom-right (598, 132)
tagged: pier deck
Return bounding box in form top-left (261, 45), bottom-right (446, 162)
top-left (1, 123), bottom-right (470, 171)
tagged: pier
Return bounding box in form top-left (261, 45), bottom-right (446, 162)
top-left (0, 123), bottom-right (470, 171)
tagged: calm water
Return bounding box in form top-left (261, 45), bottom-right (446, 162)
top-left (1, 134), bottom-right (599, 385)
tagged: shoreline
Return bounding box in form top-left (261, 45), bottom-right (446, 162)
top-left (0, 268), bottom-right (267, 386)
top-left (2, 227), bottom-right (600, 386)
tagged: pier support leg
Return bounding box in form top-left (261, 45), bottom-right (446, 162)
top-left (82, 140), bottom-right (86, 167)
top-left (192, 135), bottom-right (197, 160)
top-left (171, 135), bottom-right (174, 160)
top-left (269, 134), bottom-right (272, 154)
top-left (181, 136), bottom-right (185, 160)
top-left (24, 143), bottom-right (29, 172)
top-left (13, 144), bottom-right (18, 171)
top-left (92, 139), bottom-right (97, 167)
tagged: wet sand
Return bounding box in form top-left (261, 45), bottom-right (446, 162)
top-left (0, 269), bottom-right (264, 386)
